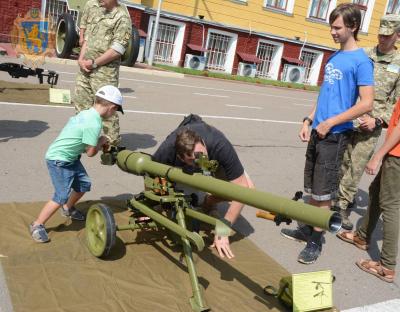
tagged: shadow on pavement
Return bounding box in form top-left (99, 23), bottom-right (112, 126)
top-left (0, 119), bottom-right (49, 142)
top-left (121, 132), bottom-right (157, 150)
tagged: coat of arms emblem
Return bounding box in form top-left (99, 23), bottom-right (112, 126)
top-left (10, 8), bottom-right (55, 68)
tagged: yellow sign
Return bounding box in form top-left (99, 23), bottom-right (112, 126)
top-left (10, 8), bottom-right (55, 68)
top-left (49, 88), bottom-right (71, 104)
top-left (292, 270), bottom-right (333, 312)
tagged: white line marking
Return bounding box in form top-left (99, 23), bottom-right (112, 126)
top-left (123, 95), bottom-right (137, 99)
top-left (0, 101), bottom-right (302, 125)
top-left (226, 104), bottom-right (262, 110)
top-left (57, 71), bottom-right (76, 75)
top-left (120, 77), bottom-right (315, 102)
top-left (194, 93), bottom-right (229, 98)
top-left (293, 103), bottom-right (313, 107)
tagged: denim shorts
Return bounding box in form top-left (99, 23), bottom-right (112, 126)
top-left (46, 159), bottom-right (91, 205)
top-left (304, 129), bottom-right (351, 201)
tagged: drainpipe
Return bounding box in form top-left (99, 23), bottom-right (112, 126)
top-left (148, 0), bottom-right (163, 66)
top-left (299, 31), bottom-right (308, 61)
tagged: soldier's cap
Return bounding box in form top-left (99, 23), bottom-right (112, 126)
top-left (95, 85), bottom-right (124, 114)
top-left (379, 14), bottom-right (400, 36)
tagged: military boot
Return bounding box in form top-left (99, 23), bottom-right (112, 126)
top-left (332, 206), bottom-right (353, 231)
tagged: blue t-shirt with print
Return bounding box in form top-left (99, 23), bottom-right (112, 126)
top-left (313, 48), bottom-right (374, 133)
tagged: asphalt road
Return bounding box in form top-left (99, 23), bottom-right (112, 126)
top-left (0, 58), bottom-right (399, 311)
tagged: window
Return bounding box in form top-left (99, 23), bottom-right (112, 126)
top-left (146, 17), bottom-right (186, 66)
top-left (206, 33), bottom-right (230, 71)
top-left (256, 41), bottom-right (283, 80)
top-left (386, 0), bottom-right (400, 14)
top-left (300, 49), bottom-right (323, 85)
top-left (151, 22), bottom-right (178, 63)
top-left (264, 0), bottom-right (296, 14)
top-left (353, 0), bottom-right (368, 27)
top-left (205, 30), bottom-right (237, 73)
top-left (309, 0), bottom-right (331, 20)
top-left (265, 0), bottom-right (288, 10)
top-left (44, 0), bottom-right (78, 30)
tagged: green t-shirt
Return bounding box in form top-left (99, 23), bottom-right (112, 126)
top-left (46, 108), bottom-right (102, 162)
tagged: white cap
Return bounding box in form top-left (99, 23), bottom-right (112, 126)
top-left (95, 85), bottom-right (124, 114)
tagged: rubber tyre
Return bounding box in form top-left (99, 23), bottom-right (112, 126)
top-left (56, 13), bottom-right (77, 58)
top-left (121, 26), bottom-right (140, 67)
top-left (86, 203), bottom-right (116, 257)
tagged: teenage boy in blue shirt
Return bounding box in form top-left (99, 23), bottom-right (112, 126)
top-left (280, 3), bottom-right (374, 264)
top-left (30, 85), bottom-right (124, 243)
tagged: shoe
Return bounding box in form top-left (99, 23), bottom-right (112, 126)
top-left (336, 231), bottom-right (369, 250)
top-left (298, 240), bottom-right (322, 264)
top-left (356, 259), bottom-right (395, 283)
top-left (332, 206), bottom-right (353, 231)
top-left (340, 213), bottom-right (353, 231)
top-left (280, 225), bottom-right (312, 244)
top-left (60, 206), bottom-right (86, 221)
top-left (30, 223), bottom-right (50, 243)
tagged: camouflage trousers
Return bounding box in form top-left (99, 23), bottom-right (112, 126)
top-left (73, 68), bottom-right (121, 146)
top-left (334, 128), bottom-right (382, 210)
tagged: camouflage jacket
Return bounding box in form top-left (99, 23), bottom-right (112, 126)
top-left (84, 3), bottom-right (131, 68)
top-left (365, 46), bottom-right (400, 125)
top-left (79, 0), bottom-right (99, 30)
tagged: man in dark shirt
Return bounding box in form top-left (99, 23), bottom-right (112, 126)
top-left (153, 114), bottom-right (254, 259)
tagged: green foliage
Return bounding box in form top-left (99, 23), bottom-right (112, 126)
top-left (154, 64), bottom-right (320, 92)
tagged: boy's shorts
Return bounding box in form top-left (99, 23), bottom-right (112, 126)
top-left (46, 159), bottom-right (91, 205)
top-left (304, 129), bottom-right (351, 201)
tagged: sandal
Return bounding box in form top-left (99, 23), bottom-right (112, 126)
top-left (356, 259), bottom-right (395, 283)
top-left (336, 231), bottom-right (369, 250)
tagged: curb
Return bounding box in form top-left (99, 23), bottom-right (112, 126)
top-left (42, 57), bottom-right (184, 79)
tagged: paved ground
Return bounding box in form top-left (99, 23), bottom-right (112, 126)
top-left (0, 56), bottom-right (399, 311)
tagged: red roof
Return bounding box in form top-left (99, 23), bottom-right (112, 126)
top-left (187, 44), bottom-right (208, 52)
top-left (237, 52), bottom-right (262, 64)
top-left (282, 56), bottom-right (304, 65)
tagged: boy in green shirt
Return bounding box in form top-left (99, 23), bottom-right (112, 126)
top-left (30, 85), bottom-right (124, 243)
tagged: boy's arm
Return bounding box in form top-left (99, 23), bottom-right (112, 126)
top-left (86, 136), bottom-right (108, 157)
top-left (299, 104), bottom-right (317, 142)
top-left (316, 85), bottom-right (374, 138)
top-left (366, 121), bottom-right (400, 175)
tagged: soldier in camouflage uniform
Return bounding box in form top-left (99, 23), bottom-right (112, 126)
top-left (78, 0), bottom-right (99, 47)
top-left (334, 15), bottom-right (400, 230)
top-left (74, 0), bottom-right (132, 146)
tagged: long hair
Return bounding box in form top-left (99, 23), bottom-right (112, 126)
top-left (329, 3), bottom-right (361, 41)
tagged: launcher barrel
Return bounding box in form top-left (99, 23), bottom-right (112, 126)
top-left (117, 151), bottom-right (341, 232)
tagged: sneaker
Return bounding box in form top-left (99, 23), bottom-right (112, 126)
top-left (298, 240), bottom-right (322, 264)
top-left (30, 223), bottom-right (50, 243)
top-left (280, 225), bottom-right (312, 244)
top-left (60, 206), bottom-right (86, 221)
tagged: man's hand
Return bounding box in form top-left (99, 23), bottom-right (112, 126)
top-left (365, 155), bottom-right (382, 175)
top-left (79, 59), bottom-right (93, 73)
top-left (316, 119), bottom-right (333, 138)
top-left (299, 124), bottom-right (310, 142)
top-left (359, 115), bottom-right (376, 132)
top-left (211, 235), bottom-right (234, 259)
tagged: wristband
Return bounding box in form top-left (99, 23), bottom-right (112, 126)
top-left (220, 217), bottom-right (232, 228)
top-left (303, 117), bottom-right (313, 125)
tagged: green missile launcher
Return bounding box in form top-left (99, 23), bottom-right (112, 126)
top-left (85, 150), bottom-right (341, 312)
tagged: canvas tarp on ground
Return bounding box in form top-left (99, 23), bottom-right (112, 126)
top-left (0, 200), bottom-right (291, 312)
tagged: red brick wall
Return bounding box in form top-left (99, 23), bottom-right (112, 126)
top-left (125, 10), bottom-right (333, 85)
top-left (0, 0), bottom-right (41, 42)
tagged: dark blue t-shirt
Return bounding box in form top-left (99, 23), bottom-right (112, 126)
top-left (313, 48), bottom-right (374, 133)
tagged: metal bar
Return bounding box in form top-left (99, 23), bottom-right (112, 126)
top-left (117, 151), bottom-right (342, 232)
top-left (130, 199), bottom-right (205, 251)
top-left (175, 202), bottom-right (208, 312)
